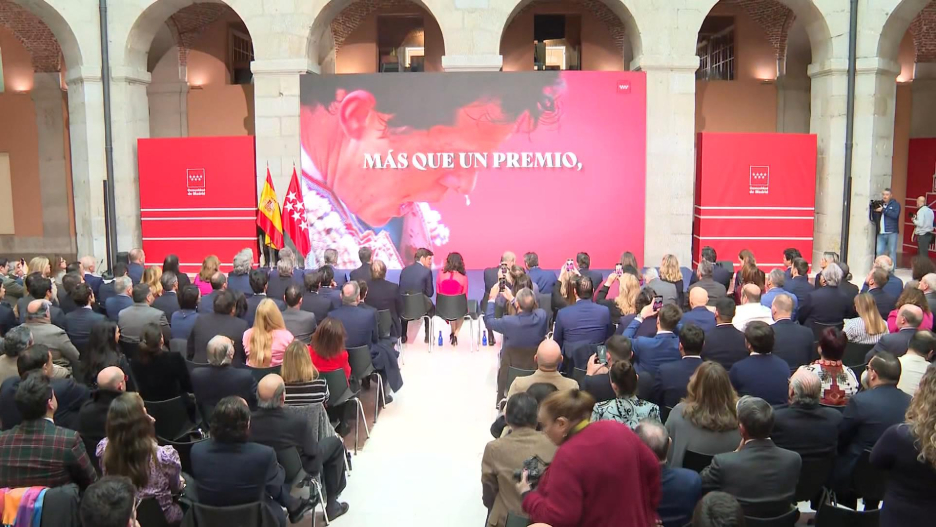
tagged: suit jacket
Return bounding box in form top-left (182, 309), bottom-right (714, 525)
top-left (861, 275), bottom-right (905, 299)
top-left (688, 279), bottom-right (727, 306)
top-left (77, 389), bottom-right (122, 460)
top-left (65, 307), bottom-right (106, 352)
top-left (250, 407), bottom-right (322, 475)
top-left (170, 309), bottom-right (199, 340)
top-left (0, 302), bottom-right (18, 336)
top-left (266, 272), bottom-right (300, 303)
top-left (57, 287), bottom-right (79, 314)
top-left (580, 368), bottom-right (654, 403)
top-left (527, 267), bottom-right (558, 295)
top-left (839, 282), bottom-right (860, 312)
top-left (483, 304), bottom-right (549, 351)
top-left (327, 305), bottom-right (378, 348)
top-left (868, 287), bottom-right (897, 319)
top-left (678, 307), bottom-right (716, 334)
top-left (622, 320), bottom-right (680, 376)
top-left (729, 354), bottom-right (791, 406)
top-left (771, 318), bottom-right (817, 369)
top-left (118, 302), bottom-right (171, 343)
top-left (282, 308), bottom-right (317, 344)
top-left (83, 273), bottom-right (103, 298)
top-left (772, 402), bottom-right (843, 458)
top-left (363, 278), bottom-right (403, 337)
top-left (926, 292), bottom-right (936, 318)
top-left (187, 312), bottom-right (248, 364)
top-left (0, 375), bottom-right (89, 431)
top-left (399, 263), bottom-right (434, 300)
top-left (701, 324), bottom-right (749, 371)
top-left (190, 439), bottom-right (287, 513)
top-left (0, 419), bottom-right (98, 491)
top-left (127, 263), bottom-right (144, 285)
top-left (243, 293), bottom-right (286, 327)
top-left (836, 385), bottom-right (911, 484)
top-left (580, 268), bottom-right (604, 290)
top-left (868, 327), bottom-right (917, 362)
top-left (690, 266), bottom-right (733, 290)
top-left (701, 439), bottom-right (801, 516)
top-left (481, 427), bottom-right (557, 527)
top-left (191, 365), bottom-right (258, 410)
top-left (300, 292), bottom-right (338, 327)
top-left (17, 295), bottom-right (66, 329)
top-left (349, 264), bottom-right (371, 283)
top-left (95, 281), bottom-right (116, 312)
top-left (553, 300), bottom-right (613, 352)
top-left (797, 286), bottom-right (852, 327)
top-left (659, 467), bottom-right (702, 527)
top-left (332, 270), bottom-right (349, 288)
top-left (784, 276), bottom-right (814, 306)
top-left (152, 291), bottom-right (180, 320)
top-left (652, 356), bottom-right (703, 408)
top-left (481, 267), bottom-right (499, 313)
top-left (104, 294), bottom-right (133, 322)
top-left (648, 278), bottom-right (679, 307)
top-left (26, 321), bottom-right (81, 369)
top-left (227, 272), bottom-right (254, 298)
top-left (198, 291), bottom-right (219, 314)
top-left (507, 369), bottom-right (579, 398)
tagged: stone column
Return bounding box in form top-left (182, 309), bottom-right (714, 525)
top-left (776, 75), bottom-right (811, 134)
top-left (147, 81), bottom-right (189, 138)
top-left (65, 66), bottom-right (108, 260)
top-left (30, 72), bottom-right (73, 252)
top-left (108, 67), bottom-right (151, 250)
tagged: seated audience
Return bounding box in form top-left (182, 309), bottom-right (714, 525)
top-left (80, 320), bottom-right (132, 389)
top-left (96, 392), bottom-right (183, 524)
top-left (78, 366), bottom-right (127, 465)
top-left (549, 266), bottom-right (579, 317)
top-left (729, 321), bottom-right (790, 406)
top-left (80, 476), bottom-right (138, 527)
top-left (770, 294), bottom-right (816, 369)
top-left (187, 289), bottom-right (248, 364)
top-left (798, 263), bottom-right (851, 327)
top-left (363, 260), bottom-right (403, 337)
top-left (327, 281), bottom-right (378, 349)
top-left (868, 304), bottom-right (923, 361)
top-left (897, 330), bottom-right (936, 395)
top-left (689, 246), bottom-right (733, 290)
top-left (665, 361), bottom-right (741, 468)
top-left (192, 255), bottom-right (220, 296)
top-left (574, 251), bottom-right (603, 289)
top-left (487, 287), bottom-right (549, 401)
top-left (152, 271), bottom-right (179, 320)
top-left (0, 372), bottom-right (97, 489)
top-left (871, 366), bottom-right (936, 527)
top-left (653, 324), bottom-right (705, 409)
top-left (227, 248), bottom-right (255, 297)
top-left (659, 254), bottom-right (686, 307)
top-left (802, 327), bottom-right (860, 406)
top-left (784, 257), bottom-right (814, 305)
top-left (623, 304), bottom-right (682, 377)
top-left (772, 368), bottom-right (843, 457)
top-left (524, 252), bottom-right (557, 295)
top-left (310, 318), bottom-right (351, 380)
top-left (0, 326), bottom-right (31, 383)
top-left (844, 292), bottom-right (888, 344)
top-left (732, 284), bottom-right (773, 331)
top-left (596, 271), bottom-right (638, 324)
top-left (243, 298), bottom-right (294, 368)
top-left (26, 299), bottom-right (79, 375)
top-left (267, 248), bottom-right (302, 303)
top-left (250, 374), bottom-right (350, 520)
top-left (118, 283), bottom-right (171, 344)
top-left (0, 344), bottom-right (89, 430)
top-left (190, 396), bottom-right (314, 526)
top-left (65, 282), bottom-right (106, 352)
top-left (888, 286), bottom-right (933, 332)
top-left (170, 284), bottom-right (200, 340)
top-left (142, 265), bottom-right (162, 299)
top-left (678, 288), bottom-right (715, 334)
top-left (245, 269), bottom-right (287, 327)
top-left (282, 339), bottom-right (329, 407)
top-left (866, 266), bottom-right (898, 318)
top-left (196, 272), bottom-right (226, 314)
top-left (701, 299), bottom-right (749, 371)
top-left (733, 251), bottom-right (765, 301)
top-left (191, 335), bottom-right (258, 411)
top-left (437, 252), bottom-right (469, 343)
top-left (592, 360), bottom-right (660, 428)
top-left (300, 271), bottom-right (337, 326)
top-left (700, 396), bottom-right (801, 518)
top-left (553, 276), bottom-right (614, 360)
top-left (617, 286), bottom-right (661, 338)
top-left (637, 420), bottom-right (701, 527)
top-left (161, 254), bottom-right (191, 291)
top-left (691, 491), bottom-right (745, 527)
top-left (861, 255), bottom-right (904, 298)
top-left (130, 323), bottom-right (192, 402)
top-left (348, 247), bottom-right (372, 283)
top-left (761, 268), bottom-right (798, 318)
top-left (644, 268), bottom-right (678, 308)
top-left (580, 335), bottom-right (653, 403)
top-left (506, 340), bottom-right (578, 398)
top-left (57, 271), bottom-right (81, 314)
top-left (19, 273), bottom-right (66, 328)
top-left (281, 285), bottom-right (317, 345)
top-left (688, 260), bottom-right (727, 306)
top-left (519, 389), bottom-right (660, 527)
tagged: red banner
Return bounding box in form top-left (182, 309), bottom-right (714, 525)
top-left (903, 138), bottom-right (936, 256)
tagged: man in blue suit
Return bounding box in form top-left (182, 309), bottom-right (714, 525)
top-left (104, 276), bottom-right (133, 322)
top-left (678, 288), bottom-right (716, 334)
top-left (860, 254), bottom-right (904, 299)
top-left (575, 252), bottom-right (603, 290)
top-left (398, 248), bottom-right (435, 344)
top-left (486, 287), bottom-right (549, 402)
top-left (553, 276), bottom-right (613, 365)
top-left (761, 269), bottom-right (798, 319)
top-left (653, 324), bottom-right (704, 408)
top-left (871, 188), bottom-right (901, 264)
top-left (64, 283), bottom-right (106, 351)
top-left (623, 303), bottom-right (682, 376)
top-left (79, 256), bottom-right (103, 299)
top-left (524, 252), bottom-right (557, 295)
top-left (637, 421), bottom-right (701, 527)
top-left (327, 281), bottom-right (378, 348)
top-left (127, 248), bottom-right (145, 285)
top-left (769, 294), bottom-right (816, 369)
top-left (784, 258), bottom-right (814, 306)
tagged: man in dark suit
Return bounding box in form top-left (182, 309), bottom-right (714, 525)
top-left (282, 286), bottom-right (317, 344)
top-left (701, 396), bottom-right (801, 518)
top-left (730, 322), bottom-right (791, 407)
top-left (0, 372), bottom-right (97, 490)
top-left (95, 262), bottom-right (127, 312)
top-left (688, 261), bottom-right (727, 307)
top-left (18, 274), bottom-right (66, 328)
top-left (364, 260), bottom-right (403, 338)
top-left (836, 261), bottom-right (860, 310)
top-left (637, 421), bottom-right (701, 527)
top-left (701, 299), bottom-right (749, 371)
top-left (57, 272), bottom-right (81, 314)
top-left (867, 305), bottom-right (922, 362)
top-left (784, 258), bottom-right (814, 306)
top-left (524, 252), bottom-right (557, 295)
top-left (152, 271), bottom-right (180, 320)
top-left (482, 252), bottom-right (516, 346)
top-left (772, 368), bottom-right (843, 457)
top-left (834, 352), bottom-right (911, 495)
top-left (243, 269), bottom-right (287, 327)
top-left (190, 397), bottom-right (314, 526)
top-left (0, 286), bottom-right (18, 336)
top-left (187, 290), bottom-right (249, 364)
top-left (677, 288), bottom-right (716, 334)
top-left (317, 266), bottom-right (342, 304)
top-left (117, 284), bottom-right (171, 345)
top-left (65, 283), bottom-right (105, 352)
top-left (250, 374), bottom-right (350, 520)
top-left (227, 248), bottom-right (255, 298)
top-left (398, 248), bottom-right (435, 343)
top-left (300, 271), bottom-right (337, 327)
top-left (79, 256), bottom-right (103, 299)
top-left (623, 303), bottom-right (682, 376)
top-left (769, 294), bottom-right (816, 369)
top-left (322, 249), bottom-right (348, 288)
top-left (865, 267), bottom-right (898, 318)
top-left (487, 287), bottom-right (549, 401)
top-left (689, 246), bottom-right (732, 290)
top-left (653, 324), bottom-right (704, 408)
top-left (575, 252), bottom-right (603, 291)
top-left (781, 248), bottom-right (801, 282)
top-left (580, 335), bottom-right (654, 402)
top-left (76, 366), bottom-right (126, 466)
top-left (348, 247), bottom-right (373, 283)
top-left (0, 344), bottom-right (90, 432)
top-left (327, 282), bottom-right (378, 348)
top-left (127, 248), bottom-right (145, 285)
top-left (197, 272), bottom-right (227, 314)
top-left (104, 276), bottom-right (133, 322)
top-left (859, 255), bottom-right (903, 298)
top-left (797, 263), bottom-right (853, 327)
top-left (191, 335), bottom-right (257, 410)
top-left (553, 276), bottom-right (613, 367)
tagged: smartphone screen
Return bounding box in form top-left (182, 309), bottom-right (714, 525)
top-left (498, 277), bottom-right (507, 290)
top-left (653, 296), bottom-right (663, 311)
top-left (615, 264), bottom-right (623, 275)
top-left (566, 259), bottom-right (574, 271)
top-left (596, 345), bottom-right (608, 364)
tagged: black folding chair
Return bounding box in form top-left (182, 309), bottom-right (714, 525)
top-left (660, 405), bottom-right (673, 424)
top-left (500, 367), bottom-right (536, 408)
top-left (137, 497), bottom-right (171, 527)
top-left (401, 292), bottom-right (433, 352)
top-left (146, 396), bottom-right (200, 442)
top-left (169, 338), bottom-right (187, 354)
top-left (795, 455), bottom-right (834, 503)
top-left (811, 321), bottom-right (844, 343)
top-left (852, 449), bottom-right (887, 504)
top-left (843, 341), bottom-right (875, 367)
top-left (276, 447), bottom-right (329, 524)
top-left (743, 508), bottom-right (797, 527)
top-left (814, 489), bottom-right (881, 527)
top-left (185, 359), bottom-right (207, 376)
top-left (347, 345), bottom-right (386, 423)
top-left (437, 293), bottom-right (476, 351)
top-left (572, 367), bottom-right (587, 383)
top-left (156, 436), bottom-right (205, 475)
top-left (497, 346), bottom-right (538, 404)
top-left (682, 450), bottom-right (714, 473)
top-left (322, 369), bottom-right (369, 454)
top-left (536, 293), bottom-right (552, 327)
top-left (377, 309), bottom-right (393, 339)
top-left (248, 364), bottom-right (281, 384)
top-left (182, 501), bottom-right (280, 527)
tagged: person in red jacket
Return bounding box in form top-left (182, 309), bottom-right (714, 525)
top-left (518, 388), bottom-right (661, 527)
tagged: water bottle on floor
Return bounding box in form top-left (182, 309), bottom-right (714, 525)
top-left (482, 332), bottom-right (488, 346)
top-left (437, 331), bottom-right (443, 347)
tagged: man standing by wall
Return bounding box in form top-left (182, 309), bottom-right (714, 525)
top-left (871, 188), bottom-right (901, 264)
top-left (913, 196), bottom-right (934, 257)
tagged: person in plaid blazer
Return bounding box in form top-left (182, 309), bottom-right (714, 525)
top-left (0, 371), bottom-right (97, 490)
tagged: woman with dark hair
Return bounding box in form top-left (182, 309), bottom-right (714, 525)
top-left (130, 323), bottom-right (192, 402)
top-left (887, 287), bottom-right (933, 332)
top-left (309, 318), bottom-right (353, 435)
top-left (162, 254), bottom-right (191, 290)
top-left (551, 268), bottom-right (580, 317)
top-left (170, 285), bottom-right (200, 340)
top-left (802, 327), bottom-right (859, 406)
top-left (620, 252), bottom-right (639, 271)
top-left (591, 361), bottom-right (660, 429)
top-left (96, 392), bottom-right (184, 524)
top-left (518, 389), bottom-right (661, 526)
top-left (438, 252), bottom-right (469, 345)
top-left (734, 252), bottom-right (765, 302)
top-left (81, 320), bottom-right (132, 389)
top-left (665, 362), bottom-right (741, 468)
top-left (911, 254), bottom-right (936, 282)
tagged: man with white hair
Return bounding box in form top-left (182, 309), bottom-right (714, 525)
top-left (228, 248), bottom-right (255, 298)
top-left (79, 256), bottom-right (103, 298)
top-left (25, 299), bottom-right (79, 375)
top-left (912, 195), bottom-right (934, 255)
top-left (323, 248), bottom-right (348, 288)
top-left (771, 368), bottom-right (842, 457)
top-left (918, 273), bottom-right (936, 314)
top-left (127, 248), bottom-right (145, 285)
top-left (797, 263), bottom-right (853, 327)
top-left (761, 268), bottom-right (798, 318)
top-left (104, 275), bottom-right (133, 322)
top-left (191, 335), bottom-right (257, 410)
top-left (860, 254), bottom-right (904, 298)
top-left (644, 268), bottom-right (678, 306)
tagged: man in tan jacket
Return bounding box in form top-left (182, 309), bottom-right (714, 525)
top-left (506, 340), bottom-right (578, 398)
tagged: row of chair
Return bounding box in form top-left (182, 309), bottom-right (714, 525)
top-left (400, 292), bottom-right (481, 352)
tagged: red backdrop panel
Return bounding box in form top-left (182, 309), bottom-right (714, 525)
top-left (902, 138), bottom-right (936, 256)
top-left (137, 136), bottom-right (259, 274)
top-left (693, 133), bottom-right (817, 270)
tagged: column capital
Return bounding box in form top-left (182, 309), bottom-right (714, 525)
top-left (147, 82), bottom-right (190, 95)
top-left (631, 55), bottom-right (699, 73)
top-left (441, 54), bottom-right (503, 72)
top-left (914, 62), bottom-right (936, 80)
top-left (808, 58), bottom-right (900, 79)
top-left (64, 66), bottom-right (102, 86)
top-left (110, 66), bottom-right (151, 86)
top-left (31, 72), bottom-right (63, 92)
top-left (251, 58), bottom-right (317, 76)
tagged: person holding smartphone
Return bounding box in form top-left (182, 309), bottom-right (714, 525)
top-left (621, 303), bottom-right (683, 377)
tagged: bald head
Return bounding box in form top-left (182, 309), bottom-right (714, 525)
top-left (899, 304), bottom-right (924, 329)
top-left (771, 294), bottom-right (794, 319)
top-left (689, 287), bottom-right (709, 308)
top-left (257, 374), bottom-right (285, 409)
top-left (97, 366), bottom-right (126, 392)
top-left (536, 340), bottom-right (562, 371)
top-left (741, 284), bottom-right (761, 304)
top-left (26, 300), bottom-right (50, 322)
top-left (790, 367), bottom-right (821, 405)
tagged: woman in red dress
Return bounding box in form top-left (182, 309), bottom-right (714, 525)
top-left (437, 252), bottom-right (469, 346)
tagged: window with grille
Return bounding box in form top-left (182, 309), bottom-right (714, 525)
top-left (697, 17), bottom-right (735, 81)
top-left (229, 28), bottom-right (253, 84)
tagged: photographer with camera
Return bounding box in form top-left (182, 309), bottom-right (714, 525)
top-left (870, 188), bottom-right (901, 263)
top-left (517, 389), bottom-right (661, 526)
top-left (912, 196), bottom-right (934, 256)
top-left (482, 393), bottom-right (557, 527)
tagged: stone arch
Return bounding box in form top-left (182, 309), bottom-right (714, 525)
top-left (909, 1), bottom-right (936, 63)
top-left (2, 0), bottom-right (83, 71)
top-left (878, 0), bottom-right (931, 64)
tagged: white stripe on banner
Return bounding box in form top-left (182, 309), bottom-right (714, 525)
top-left (692, 235), bottom-right (814, 241)
top-left (141, 207), bottom-right (255, 212)
top-left (142, 237), bottom-right (257, 241)
top-left (692, 261), bottom-right (788, 267)
top-left (693, 205), bottom-right (816, 211)
top-left (694, 215), bottom-right (814, 220)
top-left (141, 217), bottom-right (254, 221)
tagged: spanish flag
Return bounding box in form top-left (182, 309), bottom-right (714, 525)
top-left (257, 168), bottom-right (284, 249)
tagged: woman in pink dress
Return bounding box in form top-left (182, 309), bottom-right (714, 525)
top-left (243, 299), bottom-right (295, 367)
top-left (437, 252), bottom-right (469, 346)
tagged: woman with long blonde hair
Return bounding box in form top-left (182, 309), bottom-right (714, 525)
top-left (660, 254), bottom-right (685, 307)
top-left (243, 299), bottom-right (293, 367)
top-left (870, 367), bottom-right (936, 526)
top-left (193, 255), bottom-right (220, 295)
top-left (142, 266), bottom-right (163, 297)
top-left (28, 256), bottom-right (52, 277)
top-left (844, 293), bottom-right (888, 344)
top-left (281, 339), bottom-right (329, 406)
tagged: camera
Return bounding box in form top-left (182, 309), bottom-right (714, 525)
top-left (870, 199), bottom-right (884, 210)
top-left (513, 455), bottom-right (549, 490)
